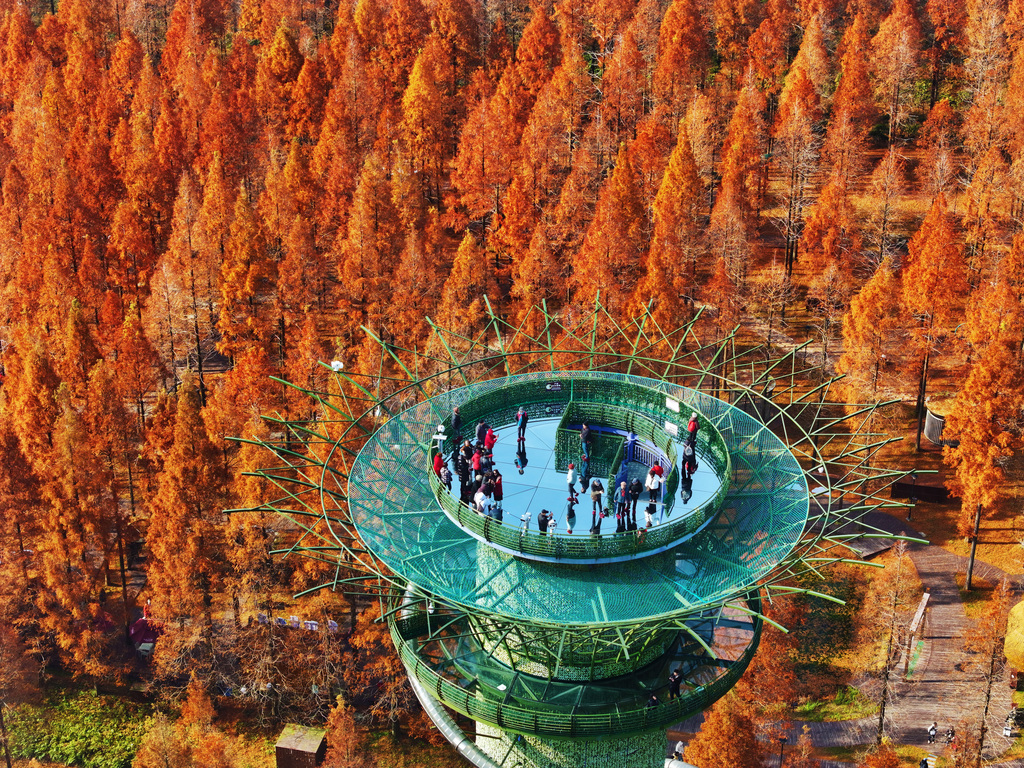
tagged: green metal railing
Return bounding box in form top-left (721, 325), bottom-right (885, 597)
top-left (389, 595), bottom-right (763, 739)
top-left (429, 376), bottom-right (732, 562)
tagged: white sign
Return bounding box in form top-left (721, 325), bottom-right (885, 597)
top-left (665, 397), bottom-right (680, 412)
top-left (664, 421), bottom-right (679, 436)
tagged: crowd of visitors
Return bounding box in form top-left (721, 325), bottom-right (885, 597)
top-left (431, 406), bottom-right (702, 537)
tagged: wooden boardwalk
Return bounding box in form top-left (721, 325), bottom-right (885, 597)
top-left (666, 511), bottom-right (1024, 766)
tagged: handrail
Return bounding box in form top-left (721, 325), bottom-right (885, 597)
top-left (429, 377), bottom-right (732, 562)
top-left (389, 595), bottom-right (764, 739)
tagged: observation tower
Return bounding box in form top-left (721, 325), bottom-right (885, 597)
top-left (241, 301), bottom-right (910, 768)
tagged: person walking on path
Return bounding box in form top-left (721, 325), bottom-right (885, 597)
top-left (516, 406), bottom-right (529, 442)
top-left (687, 412), bottom-right (699, 445)
top-left (927, 722), bottom-right (937, 744)
top-left (668, 668), bottom-right (682, 700)
top-left (581, 423), bottom-right (592, 459)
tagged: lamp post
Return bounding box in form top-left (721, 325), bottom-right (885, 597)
top-left (778, 735), bottom-right (787, 767)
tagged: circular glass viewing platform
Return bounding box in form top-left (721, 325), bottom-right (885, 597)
top-left (428, 375), bottom-right (731, 563)
top-left (346, 371), bottom-right (810, 626)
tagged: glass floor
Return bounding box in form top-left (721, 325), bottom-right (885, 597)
top-left (448, 418), bottom-right (719, 535)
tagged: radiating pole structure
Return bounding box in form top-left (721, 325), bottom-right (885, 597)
top-left (232, 299), bottom-right (921, 768)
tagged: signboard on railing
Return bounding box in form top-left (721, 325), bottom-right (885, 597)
top-left (666, 397), bottom-right (680, 412)
top-left (664, 421), bottom-right (679, 437)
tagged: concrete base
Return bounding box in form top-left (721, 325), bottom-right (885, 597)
top-left (475, 722), bottom-right (665, 768)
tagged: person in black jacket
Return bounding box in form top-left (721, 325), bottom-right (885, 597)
top-left (628, 477), bottom-right (642, 523)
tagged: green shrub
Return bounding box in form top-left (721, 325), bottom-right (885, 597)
top-left (8, 690), bottom-right (152, 768)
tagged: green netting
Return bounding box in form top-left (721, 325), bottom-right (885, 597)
top-left (389, 596), bottom-right (763, 738)
top-left (346, 371), bottom-right (809, 627)
top-left (423, 378), bottom-right (731, 563)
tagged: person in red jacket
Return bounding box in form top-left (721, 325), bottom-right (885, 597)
top-left (484, 426), bottom-right (497, 453)
top-left (433, 452), bottom-right (444, 477)
top-left (687, 412), bottom-right (699, 445)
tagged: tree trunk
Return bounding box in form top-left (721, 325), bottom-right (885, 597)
top-left (0, 704), bottom-right (12, 768)
top-left (967, 503), bottom-right (982, 590)
top-left (914, 347), bottom-right (931, 451)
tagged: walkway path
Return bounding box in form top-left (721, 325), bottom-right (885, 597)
top-left (666, 511), bottom-right (1024, 765)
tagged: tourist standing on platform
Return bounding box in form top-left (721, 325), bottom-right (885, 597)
top-left (628, 477), bottom-right (642, 521)
top-left (614, 481), bottom-right (629, 519)
top-left (516, 406), bottom-right (529, 442)
top-left (440, 464), bottom-right (452, 492)
top-left (581, 423), bottom-right (592, 458)
top-left (537, 508), bottom-right (553, 534)
top-left (645, 467), bottom-right (662, 503)
top-left (484, 425), bottom-right (497, 454)
top-left (589, 477), bottom-right (604, 516)
top-left (433, 452), bottom-right (444, 477)
top-left (687, 412), bottom-right (699, 445)
top-left (452, 406), bottom-right (462, 436)
top-left (476, 420), bottom-right (488, 445)
top-left (493, 470), bottom-right (503, 511)
top-left (566, 463), bottom-right (578, 502)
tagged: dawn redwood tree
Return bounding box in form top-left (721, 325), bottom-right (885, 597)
top-left (147, 374), bottom-right (226, 679)
top-left (944, 269), bottom-right (1024, 537)
top-left (645, 122), bottom-right (705, 282)
top-left (217, 188), bottom-right (274, 360)
top-left (871, 0), bottom-right (922, 144)
top-left (865, 149), bottom-right (907, 266)
top-left (510, 226), bottom-right (561, 333)
top-left (401, 37), bottom-right (453, 206)
top-left (959, 577), bottom-right (1012, 763)
top-left (516, 3), bottom-right (561, 99)
top-left (901, 194), bottom-right (969, 450)
top-left (435, 232), bottom-right (497, 342)
top-left (450, 81), bottom-right (517, 222)
top-left (653, 0), bottom-right (709, 117)
top-left (381, 0), bottom-right (429, 100)
top-left (336, 153), bottom-right (403, 342)
top-left (919, 99), bottom-right (961, 201)
top-left (683, 691), bottom-right (764, 768)
top-left (925, 0), bottom-right (967, 108)
top-left (572, 143), bottom-right (647, 321)
top-left (600, 23), bottom-right (647, 143)
top-left (832, 13), bottom-right (877, 134)
top-left (837, 258), bottom-right (901, 397)
top-left (712, 0), bottom-right (761, 88)
top-left (165, 173), bottom-right (217, 403)
top-left (322, 698), bottom-right (372, 768)
top-left (772, 61), bottom-right (819, 276)
top-left (800, 171), bottom-right (861, 280)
